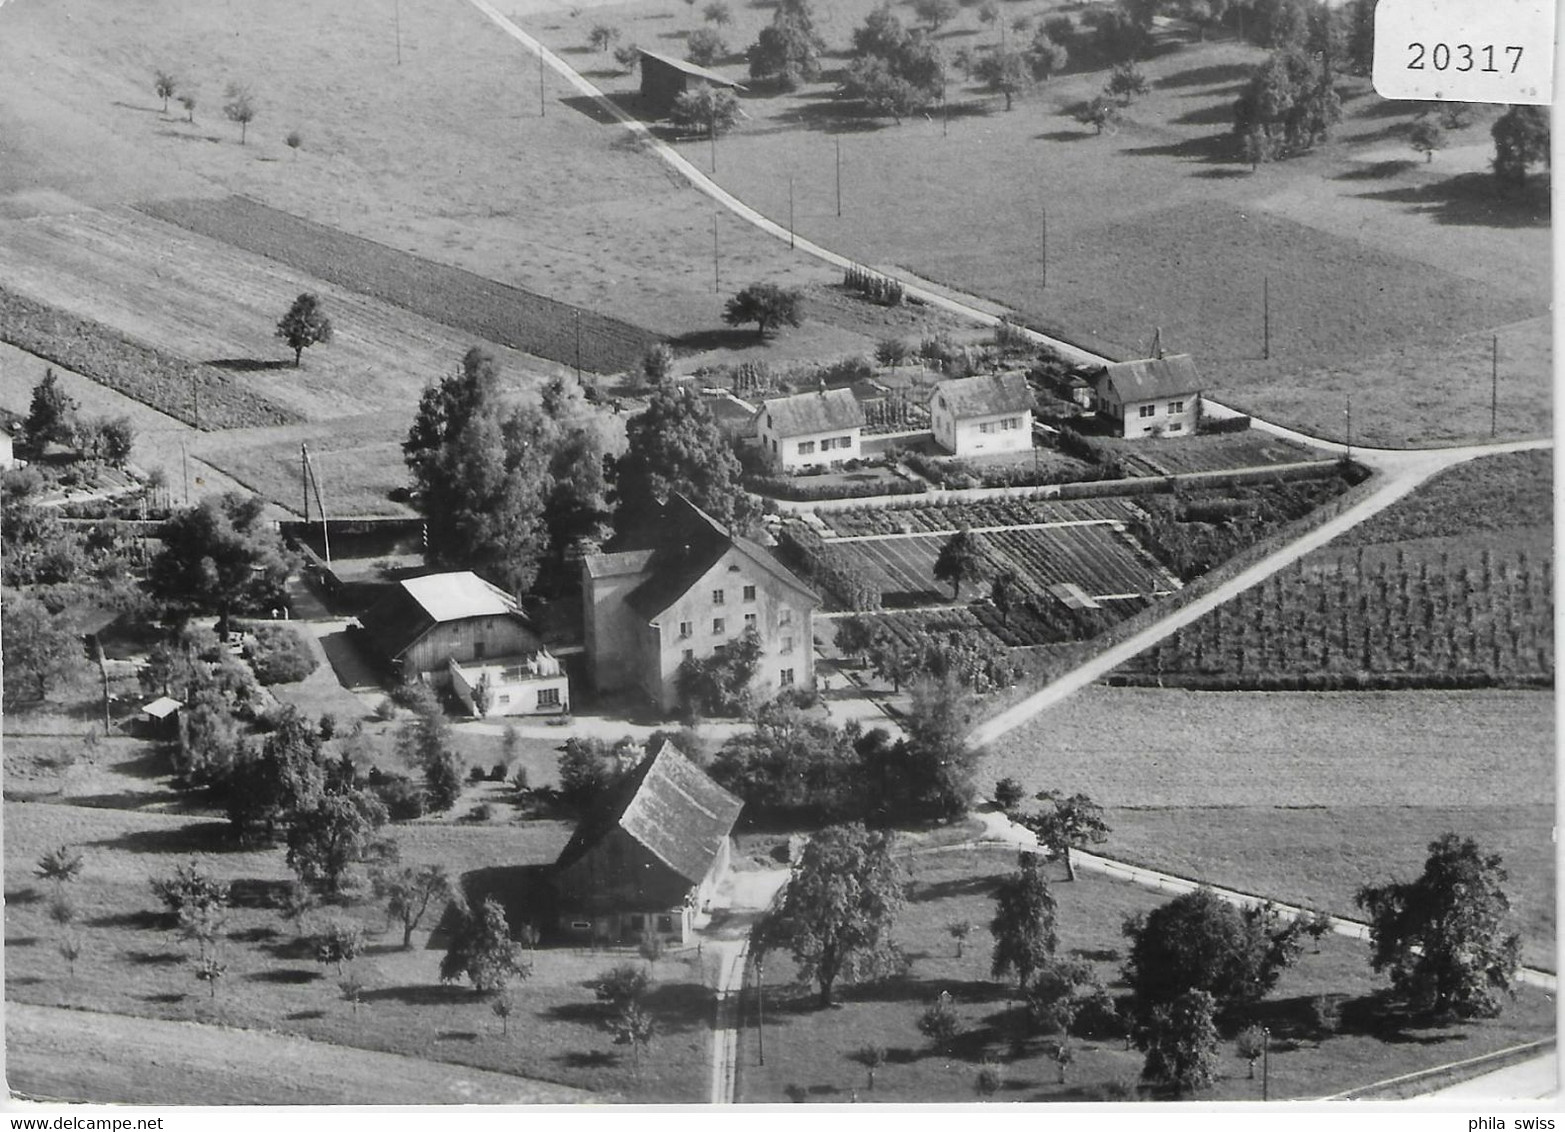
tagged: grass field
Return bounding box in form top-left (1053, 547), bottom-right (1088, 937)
top-left (734, 847), bottom-right (1555, 1102)
top-left (1097, 430), bottom-right (1319, 477)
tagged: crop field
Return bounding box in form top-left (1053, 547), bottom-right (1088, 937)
top-left (141, 197), bottom-right (662, 375)
top-left (0, 208), bottom-right (560, 424)
top-left (1099, 431), bottom-right (1321, 477)
top-left (1331, 450), bottom-right (1554, 548)
top-left (816, 497), bottom-right (1144, 538)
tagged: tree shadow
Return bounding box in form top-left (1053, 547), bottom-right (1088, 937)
top-left (84, 820), bottom-right (238, 855)
top-left (442, 864), bottom-right (554, 947)
top-left (363, 983), bottom-right (476, 1007)
top-left (910, 873), bottom-right (1000, 904)
top-left (1156, 62), bottom-right (1254, 89)
top-left (438, 1031), bottom-right (480, 1042)
top-left (125, 949), bottom-right (185, 967)
top-left (1118, 132), bottom-right (1233, 164)
top-left (1355, 171), bottom-right (1551, 228)
top-left (206, 358), bottom-right (295, 373)
top-left (85, 909), bottom-right (165, 931)
top-left (1037, 129), bottom-right (1097, 142)
top-left (1335, 159), bottom-right (1417, 180)
top-left (557, 1049), bottom-right (620, 1069)
top-left (145, 992), bottom-right (189, 1005)
top-left (1171, 101), bottom-right (1235, 127)
top-left (559, 92), bottom-right (645, 126)
top-left (112, 101), bottom-right (165, 113)
top-left (260, 935), bottom-right (316, 961)
top-left (1353, 97), bottom-right (1424, 120)
top-left (1068, 947), bottom-right (1120, 964)
top-left (582, 69), bottom-right (629, 80)
top-left (249, 967), bottom-right (322, 984)
top-left (228, 925), bottom-right (280, 945)
top-left (286, 1009), bottom-right (327, 1021)
top-left (6, 887), bottom-right (43, 906)
top-left (668, 328), bottom-right (767, 352)
top-left (228, 878), bottom-right (293, 910)
top-left (108, 747), bottom-right (174, 781)
top-left (1192, 167), bottom-right (1251, 179)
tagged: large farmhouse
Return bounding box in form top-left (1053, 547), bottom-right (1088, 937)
top-left (581, 494), bottom-right (819, 713)
top-left (553, 740), bottom-right (743, 946)
top-left (1091, 354), bottom-right (1204, 438)
top-left (930, 372), bottom-right (1035, 457)
top-left (755, 387), bottom-right (865, 472)
top-left (360, 571), bottom-right (568, 714)
top-left (638, 49), bottom-right (744, 117)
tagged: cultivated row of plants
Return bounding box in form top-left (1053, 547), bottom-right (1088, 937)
top-left (818, 496), bottom-right (1141, 537)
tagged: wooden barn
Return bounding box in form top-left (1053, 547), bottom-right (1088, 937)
top-left (638, 48), bottom-right (743, 117)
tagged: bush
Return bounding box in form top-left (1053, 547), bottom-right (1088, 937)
top-left (241, 624), bottom-right (318, 685)
top-left (745, 473), bottom-right (926, 502)
top-left (489, 762), bottom-right (509, 782)
top-left (372, 775), bottom-right (427, 821)
top-left (994, 777), bottom-right (1026, 811)
top-left (843, 264), bottom-right (905, 306)
top-left (1197, 413), bottom-right (1252, 436)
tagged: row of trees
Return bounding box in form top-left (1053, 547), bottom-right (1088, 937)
top-left (153, 69), bottom-right (258, 143)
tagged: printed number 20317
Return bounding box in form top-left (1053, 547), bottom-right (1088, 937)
top-left (1408, 43), bottom-right (1523, 73)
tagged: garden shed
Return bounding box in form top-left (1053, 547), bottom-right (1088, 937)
top-left (638, 49), bottom-right (743, 117)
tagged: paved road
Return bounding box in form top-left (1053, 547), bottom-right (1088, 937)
top-left (1416, 1051), bottom-right (1558, 1101)
top-left (698, 868), bottom-right (790, 1104)
top-left (6, 1002), bottom-right (590, 1106)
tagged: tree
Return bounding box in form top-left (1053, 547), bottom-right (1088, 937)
top-left (1356, 834), bottom-right (1522, 1018)
top-left (558, 736), bottom-right (636, 811)
top-left (989, 569), bottom-right (1025, 626)
top-left (99, 417), bottom-right (134, 466)
top-left (588, 23), bottom-right (620, 52)
top-left (1139, 990), bottom-right (1219, 1095)
top-left (609, 1002), bottom-right (657, 1075)
top-left (193, 955), bottom-right (227, 999)
top-left (1406, 118), bottom-right (1444, 163)
top-left (2, 596), bottom-right (81, 704)
top-left (875, 337), bottom-right (910, 368)
top-left (149, 492), bottom-right (293, 638)
top-left (913, 0), bottom-right (957, 31)
top-left (441, 896), bottom-right (525, 994)
top-left (1105, 62), bottom-right (1149, 105)
top-left (151, 861), bottom-right (231, 922)
top-left (1178, 0), bottom-right (1230, 42)
top-left (275, 293), bottom-right (333, 367)
top-left (223, 84), bottom-right (256, 145)
top-left (315, 919), bottom-right (366, 975)
top-left (670, 87), bottom-right (741, 135)
top-left (917, 990), bottom-right (962, 1050)
top-left (710, 697), bottom-right (861, 821)
top-left (1019, 791), bottom-right (1109, 881)
top-left (724, 282), bottom-right (804, 338)
top-left (760, 824), bottom-right (906, 1007)
top-left (934, 526), bottom-right (986, 599)
top-left (1233, 47), bottom-right (1340, 157)
top-left (1025, 957), bottom-right (1103, 1036)
top-left (993, 777), bottom-right (1026, 812)
top-left (286, 788), bottom-right (389, 895)
top-left (1076, 95), bottom-right (1121, 135)
top-left (1235, 1024), bottom-right (1265, 1079)
top-left (595, 963), bottom-right (651, 1009)
top-left (704, 0), bottom-right (732, 26)
top-left (154, 70), bottom-right (178, 113)
top-left (947, 918), bottom-right (973, 958)
top-left (613, 42), bottom-right (642, 73)
top-left (900, 672), bottom-right (978, 818)
top-left (609, 383), bottom-right (758, 537)
top-left (853, 1044), bottom-right (887, 1091)
top-left (1122, 888), bottom-right (1303, 1017)
top-left (491, 991), bottom-right (515, 1036)
top-left (834, 615), bottom-right (880, 667)
top-left (35, 846), bottom-right (85, 893)
top-left (677, 627), bottom-right (764, 717)
top-left (1491, 105), bottom-right (1550, 186)
top-left (225, 706), bottom-right (326, 841)
top-left (686, 27), bottom-right (727, 66)
top-left (286, 130), bottom-right (303, 156)
top-left (177, 93), bottom-right (197, 123)
top-left (975, 48), bottom-right (1034, 111)
top-left (990, 851), bottom-right (1057, 990)
top-left (844, 9), bottom-right (944, 122)
top-left (1027, 29), bottom-right (1069, 82)
top-left (25, 368), bottom-right (78, 455)
top-left (1085, 5), bottom-right (1153, 62)
top-left (747, 0), bottom-right (824, 90)
top-left (374, 864), bottom-right (453, 949)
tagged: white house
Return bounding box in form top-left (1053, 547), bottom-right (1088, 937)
top-left (930, 372), bottom-right (1035, 456)
top-left (1091, 355), bottom-right (1203, 438)
top-left (447, 649), bottom-right (570, 718)
top-left (755, 388), bottom-right (865, 472)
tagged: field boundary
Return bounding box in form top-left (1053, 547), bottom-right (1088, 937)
top-left (137, 196), bottom-right (664, 376)
top-left (1320, 1038), bottom-right (1557, 1101)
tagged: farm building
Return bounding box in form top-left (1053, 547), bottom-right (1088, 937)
top-left (140, 696), bottom-right (183, 739)
top-left (553, 739), bottom-right (742, 946)
top-left (580, 493), bottom-right (819, 714)
top-left (1092, 354), bottom-right (1203, 438)
top-left (756, 387), bottom-right (865, 471)
top-left (447, 648), bottom-right (570, 718)
top-left (930, 372), bottom-right (1035, 456)
top-left (359, 570), bottom-right (549, 688)
top-left (638, 49), bottom-right (744, 117)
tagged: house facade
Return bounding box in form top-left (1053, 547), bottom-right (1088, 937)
top-left (756, 388), bottom-right (865, 472)
top-left (581, 495), bottom-right (819, 714)
top-left (1091, 354), bottom-right (1203, 438)
top-left (447, 649), bottom-right (570, 718)
top-left (638, 49), bottom-right (744, 117)
top-left (360, 571), bottom-right (546, 686)
top-left (930, 372), bottom-right (1035, 456)
top-left (553, 740), bottom-right (743, 946)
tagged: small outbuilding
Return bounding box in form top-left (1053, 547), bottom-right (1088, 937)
top-left (639, 49), bottom-right (744, 117)
top-left (1091, 354), bottom-right (1203, 438)
top-left (140, 696), bottom-right (184, 738)
top-left (553, 740), bottom-right (743, 946)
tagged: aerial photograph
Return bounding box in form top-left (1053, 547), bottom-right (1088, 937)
top-left (0, 0), bottom-right (1553, 1108)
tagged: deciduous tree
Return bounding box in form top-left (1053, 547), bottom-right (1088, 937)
top-left (1105, 62), bottom-right (1149, 105)
top-left (990, 851), bottom-right (1058, 990)
top-left (1232, 47), bottom-right (1340, 157)
top-left (760, 823), bottom-right (906, 1007)
top-left (2, 596), bottom-right (81, 705)
top-left (934, 526), bottom-right (986, 599)
top-left (1491, 105), bottom-right (1550, 186)
top-left (275, 293), bottom-right (333, 367)
top-left (149, 492), bottom-right (293, 638)
top-left (1018, 791), bottom-right (1109, 881)
top-left (723, 281), bottom-right (804, 338)
top-left (1076, 95), bottom-right (1121, 135)
top-left (1139, 989), bottom-right (1219, 1095)
top-left (1356, 834), bottom-right (1521, 1018)
top-left (747, 0), bottom-right (824, 89)
top-left (686, 27), bottom-right (727, 66)
top-left (154, 70), bottom-right (178, 113)
top-left (441, 896), bottom-right (526, 994)
top-left (374, 864), bottom-right (454, 949)
top-left (286, 788), bottom-right (389, 895)
top-left (223, 83), bottom-right (256, 145)
top-left (671, 86), bottom-right (741, 135)
top-left (975, 47), bottom-right (1034, 111)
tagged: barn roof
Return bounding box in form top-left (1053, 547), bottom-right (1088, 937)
top-left (142, 696), bottom-right (184, 719)
top-left (758, 388), bottom-right (866, 438)
top-left (555, 741), bottom-right (744, 886)
top-left (933, 372), bottom-right (1035, 419)
top-left (362, 571), bottom-right (527, 660)
top-left (638, 48), bottom-right (744, 89)
top-left (1094, 354), bottom-right (1204, 403)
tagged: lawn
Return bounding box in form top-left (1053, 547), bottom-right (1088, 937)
top-left (733, 847), bottom-right (1555, 1102)
top-left (1095, 429), bottom-right (1320, 477)
top-left (3, 798), bottom-right (711, 1102)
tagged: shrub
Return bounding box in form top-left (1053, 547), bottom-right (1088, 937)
top-left (843, 264), bottom-right (904, 306)
top-left (489, 762), bottom-right (509, 782)
top-left (686, 27), bottom-right (727, 65)
top-left (240, 624), bottom-right (317, 685)
top-left (746, 474), bottom-right (925, 502)
top-left (372, 774), bottom-right (427, 821)
top-left (917, 991), bottom-right (962, 1050)
top-left (1197, 413), bottom-right (1252, 435)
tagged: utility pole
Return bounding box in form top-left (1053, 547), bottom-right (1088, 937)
top-left (1344, 391), bottom-right (1353, 463)
top-left (1262, 275), bottom-right (1271, 360)
top-left (835, 137), bottom-right (842, 218)
top-left (1040, 206), bottom-right (1047, 290)
top-left (712, 212), bottom-right (720, 293)
top-left (574, 309), bottom-right (582, 382)
top-left (302, 442), bottom-right (310, 522)
top-left (394, 0), bottom-right (402, 65)
top-left (540, 49), bottom-right (546, 116)
top-left (788, 177), bottom-right (795, 249)
top-left (1491, 333), bottom-right (1499, 437)
top-left (181, 439), bottom-right (190, 506)
top-left (755, 957), bottom-right (765, 1066)
top-left (710, 115), bottom-right (717, 174)
top-left (1261, 1027), bottom-right (1271, 1101)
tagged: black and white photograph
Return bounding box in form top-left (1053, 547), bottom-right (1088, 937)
top-left (0, 0), bottom-right (1554, 1112)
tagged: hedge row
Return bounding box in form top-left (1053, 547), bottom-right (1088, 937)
top-left (1108, 670), bottom-right (1553, 692)
top-left (1197, 413), bottom-right (1253, 435)
top-left (747, 473), bottom-right (926, 502)
top-left (900, 448), bottom-right (1128, 491)
top-left (0, 285), bottom-right (302, 430)
top-left (774, 524), bottom-right (883, 610)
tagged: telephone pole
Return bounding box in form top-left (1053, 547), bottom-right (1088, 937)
top-left (788, 177), bottom-right (795, 249)
top-left (539, 50), bottom-right (546, 116)
top-left (1491, 334), bottom-right (1499, 437)
top-left (394, 0), bottom-right (402, 65)
top-left (1262, 275), bottom-right (1271, 360)
top-left (1040, 206), bottom-right (1047, 290)
top-left (712, 212), bottom-right (720, 293)
top-left (835, 137), bottom-right (842, 217)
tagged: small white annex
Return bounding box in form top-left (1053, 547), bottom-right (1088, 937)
top-left (755, 388), bottom-right (865, 472)
top-left (448, 649), bottom-right (570, 718)
top-left (930, 372), bottom-right (1035, 457)
top-left (1091, 355), bottom-right (1203, 438)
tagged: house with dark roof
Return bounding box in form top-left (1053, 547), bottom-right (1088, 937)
top-left (639, 49), bottom-right (744, 117)
top-left (580, 495), bottom-right (819, 713)
top-left (755, 387), bottom-right (866, 471)
top-left (930, 372), bottom-right (1035, 456)
top-left (359, 570), bottom-right (551, 693)
top-left (554, 740), bottom-right (743, 945)
top-left (1091, 354), bottom-right (1204, 438)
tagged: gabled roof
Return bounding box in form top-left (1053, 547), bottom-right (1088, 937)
top-left (142, 696), bottom-right (184, 719)
top-left (933, 372), bottom-right (1035, 420)
top-left (555, 741), bottom-right (744, 887)
top-left (592, 495), bottom-right (819, 622)
top-left (638, 48), bottom-right (745, 90)
top-left (362, 571), bottom-right (527, 660)
top-left (758, 388), bottom-right (866, 438)
top-left (1094, 354), bottom-right (1204, 403)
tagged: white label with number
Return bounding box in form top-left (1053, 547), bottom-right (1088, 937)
top-left (1374, 0), bottom-right (1554, 105)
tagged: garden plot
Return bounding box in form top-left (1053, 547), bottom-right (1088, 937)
top-left (817, 497), bottom-right (1144, 538)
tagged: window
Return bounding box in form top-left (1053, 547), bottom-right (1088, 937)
top-left (779, 668), bottom-right (795, 687)
top-left (683, 649), bottom-right (694, 663)
top-left (712, 589), bottom-right (725, 605)
top-left (538, 688), bottom-right (560, 708)
top-left (473, 641), bottom-right (486, 660)
top-left (743, 585), bottom-right (756, 601)
top-left (781, 636), bottom-right (794, 654)
top-left (498, 694), bottom-right (511, 705)
top-left (798, 440), bottom-right (816, 455)
top-left (1170, 400), bottom-right (1185, 414)
top-left (979, 422), bottom-right (994, 434)
top-left (713, 618), bottom-right (725, 635)
top-left (679, 621), bottom-right (693, 639)
top-left (1139, 404), bottom-right (1156, 419)
top-left (744, 612), bottom-right (757, 629)
top-left (571, 921), bottom-right (592, 931)
top-left (629, 914), bottom-right (645, 931)
top-left (1168, 423), bottom-right (1183, 433)
top-left (657, 914), bottom-right (673, 933)
top-left (779, 608), bottom-right (793, 625)
top-left (1002, 417), bottom-right (1019, 430)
